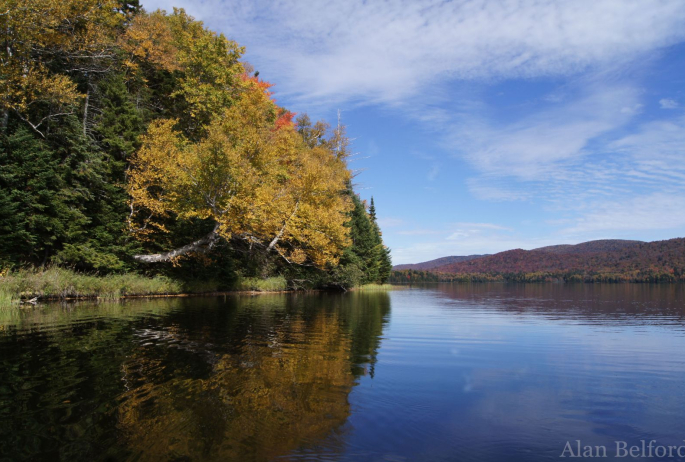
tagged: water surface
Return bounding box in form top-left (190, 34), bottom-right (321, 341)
top-left (1, 284), bottom-right (685, 461)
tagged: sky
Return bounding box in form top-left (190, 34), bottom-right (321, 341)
top-left (142, 0), bottom-right (685, 264)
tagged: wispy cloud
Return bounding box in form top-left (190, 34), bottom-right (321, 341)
top-left (396, 229), bottom-right (442, 236)
top-left (452, 222), bottom-right (514, 231)
top-left (609, 115), bottom-right (685, 189)
top-left (447, 85), bottom-right (640, 180)
top-left (466, 179), bottom-right (532, 202)
top-left (142, 0), bottom-right (685, 104)
top-left (377, 217), bottom-right (404, 228)
top-left (563, 193), bottom-right (685, 234)
top-left (659, 98), bottom-right (679, 109)
top-left (452, 91), bottom-right (685, 232)
top-left (446, 222), bottom-right (512, 241)
top-left (427, 163), bottom-right (440, 181)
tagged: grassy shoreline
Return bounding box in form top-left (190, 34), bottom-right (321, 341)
top-left (353, 283), bottom-right (397, 291)
top-left (0, 268), bottom-right (397, 308)
top-left (0, 268), bottom-right (183, 306)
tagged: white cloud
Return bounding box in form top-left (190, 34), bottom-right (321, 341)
top-left (141, 0), bottom-right (685, 104)
top-left (427, 163), bottom-right (440, 181)
top-left (466, 179), bottom-right (532, 202)
top-left (377, 217), bottom-right (404, 228)
top-left (563, 193), bottom-right (685, 234)
top-left (454, 93), bottom-right (685, 215)
top-left (609, 115), bottom-right (685, 188)
top-left (659, 98), bottom-right (679, 109)
top-left (452, 222), bottom-right (514, 231)
top-left (396, 229), bottom-right (442, 236)
top-left (449, 85), bottom-right (640, 180)
top-left (445, 222), bottom-right (513, 243)
top-left (620, 103), bottom-right (643, 115)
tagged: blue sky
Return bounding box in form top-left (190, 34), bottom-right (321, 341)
top-left (143, 0), bottom-right (685, 264)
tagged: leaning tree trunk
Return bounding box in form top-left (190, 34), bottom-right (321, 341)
top-left (1, 108), bottom-right (8, 133)
top-left (133, 224), bottom-right (220, 263)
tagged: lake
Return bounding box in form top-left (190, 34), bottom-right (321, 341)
top-left (1, 284), bottom-right (685, 461)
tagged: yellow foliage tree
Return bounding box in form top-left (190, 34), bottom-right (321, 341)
top-left (121, 8), bottom-right (245, 136)
top-left (0, 0), bottom-right (122, 135)
top-left (128, 77), bottom-right (352, 268)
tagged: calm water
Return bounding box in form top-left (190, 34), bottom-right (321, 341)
top-left (1, 284), bottom-right (685, 461)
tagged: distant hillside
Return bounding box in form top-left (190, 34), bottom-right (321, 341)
top-left (391, 238), bottom-right (685, 283)
top-left (392, 240), bottom-right (641, 271)
top-left (433, 238), bottom-right (684, 275)
top-left (533, 239), bottom-right (643, 255)
top-left (393, 254), bottom-right (488, 271)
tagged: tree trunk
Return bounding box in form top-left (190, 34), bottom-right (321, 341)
top-left (1, 108), bottom-right (8, 133)
top-left (133, 224), bottom-right (220, 263)
top-left (83, 77), bottom-right (90, 137)
top-left (267, 201), bottom-right (299, 251)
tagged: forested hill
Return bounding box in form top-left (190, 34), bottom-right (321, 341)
top-left (391, 238), bottom-right (685, 283)
top-left (393, 255), bottom-right (487, 271)
top-left (532, 239), bottom-right (644, 255)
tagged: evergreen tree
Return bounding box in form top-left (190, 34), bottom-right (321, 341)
top-left (378, 246), bottom-right (393, 283)
top-left (369, 197), bottom-right (377, 223)
top-left (330, 188), bottom-right (392, 287)
top-left (95, 72), bottom-right (144, 164)
top-left (368, 196), bottom-right (392, 284)
top-left (0, 127), bottom-right (90, 266)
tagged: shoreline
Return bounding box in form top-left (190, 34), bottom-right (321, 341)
top-left (15, 289), bottom-right (319, 304)
top-left (0, 268), bottom-right (398, 308)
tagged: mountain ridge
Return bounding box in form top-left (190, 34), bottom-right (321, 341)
top-left (392, 238), bottom-right (685, 281)
top-left (393, 254), bottom-right (488, 271)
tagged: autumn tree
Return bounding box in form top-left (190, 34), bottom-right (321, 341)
top-left (128, 77), bottom-right (352, 268)
top-left (120, 8), bottom-right (244, 137)
top-left (0, 0), bottom-right (122, 136)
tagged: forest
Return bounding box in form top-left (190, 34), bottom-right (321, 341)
top-left (0, 0), bottom-right (391, 294)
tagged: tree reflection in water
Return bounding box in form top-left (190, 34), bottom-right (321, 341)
top-left (116, 292), bottom-right (391, 461)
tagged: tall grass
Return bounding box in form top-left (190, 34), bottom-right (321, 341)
top-left (0, 289), bottom-right (18, 309)
top-left (233, 276), bottom-right (288, 292)
top-left (0, 267), bottom-right (183, 301)
top-left (357, 283), bottom-right (398, 291)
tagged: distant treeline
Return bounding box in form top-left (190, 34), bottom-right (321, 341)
top-left (390, 269), bottom-right (685, 284)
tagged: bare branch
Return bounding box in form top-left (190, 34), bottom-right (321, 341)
top-left (267, 201), bottom-right (300, 251)
top-left (133, 224), bottom-right (221, 263)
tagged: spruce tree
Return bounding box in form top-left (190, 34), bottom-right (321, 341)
top-left (0, 127), bottom-right (90, 266)
top-left (368, 196), bottom-right (392, 284)
top-left (331, 188), bottom-right (394, 287)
